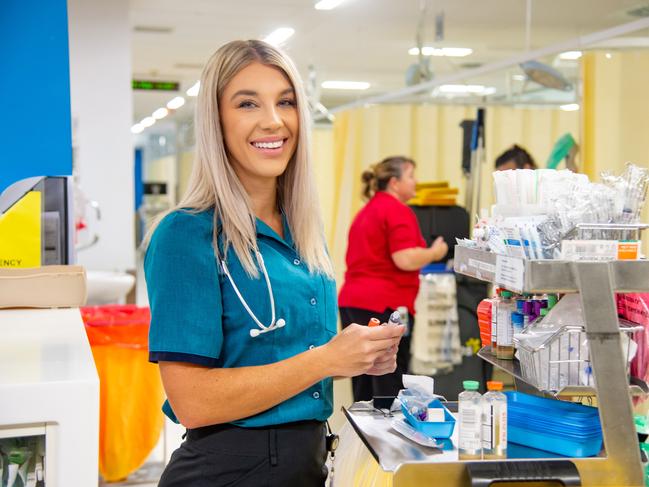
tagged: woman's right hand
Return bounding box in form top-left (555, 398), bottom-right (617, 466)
top-left (320, 323), bottom-right (406, 378)
top-left (430, 236), bottom-right (449, 262)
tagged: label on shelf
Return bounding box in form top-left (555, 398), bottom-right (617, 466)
top-left (495, 255), bottom-right (524, 292)
top-left (468, 258), bottom-right (496, 275)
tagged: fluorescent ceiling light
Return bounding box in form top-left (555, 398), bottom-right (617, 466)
top-left (131, 123), bottom-right (144, 134)
top-left (186, 81), bottom-right (200, 97)
top-left (140, 116), bottom-right (156, 128)
top-left (560, 103), bottom-right (580, 111)
top-left (152, 107), bottom-right (169, 120)
top-left (559, 50), bottom-right (582, 60)
top-left (409, 47), bottom-right (473, 57)
top-left (321, 80), bottom-right (370, 90)
top-left (263, 27), bottom-right (295, 47)
top-left (167, 96), bottom-right (185, 110)
top-left (315, 0), bottom-right (346, 10)
top-left (438, 84), bottom-right (495, 95)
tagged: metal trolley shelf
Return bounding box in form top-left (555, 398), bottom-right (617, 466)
top-left (341, 246), bottom-right (649, 485)
top-left (478, 346), bottom-right (649, 399)
top-left (452, 245), bottom-right (649, 486)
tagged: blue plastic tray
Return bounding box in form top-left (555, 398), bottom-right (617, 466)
top-left (402, 398), bottom-right (456, 439)
top-left (506, 392), bottom-right (600, 421)
top-left (509, 423), bottom-right (602, 457)
top-left (508, 419), bottom-right (601, 439)
top-left (508, 410), bottom-right (602, 434)
top-left (508, 416), bottom-right (601, 436)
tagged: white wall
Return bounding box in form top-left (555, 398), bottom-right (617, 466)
top-left (67, 0), bottom-right (135, 272)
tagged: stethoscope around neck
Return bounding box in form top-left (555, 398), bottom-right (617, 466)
top-left (218, 250), bottom-right (286, 338)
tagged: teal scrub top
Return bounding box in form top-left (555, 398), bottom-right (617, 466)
top-left (144, 208), bottom-right (337, 427)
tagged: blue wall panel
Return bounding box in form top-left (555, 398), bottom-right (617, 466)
top-left (0, 0), bottom-right (73, 193)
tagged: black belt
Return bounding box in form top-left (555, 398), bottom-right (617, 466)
top-left (185, 419), bottom-right (324, 442)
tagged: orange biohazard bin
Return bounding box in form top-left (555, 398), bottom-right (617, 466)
top-left (81, 305), bottom-right (165, 482)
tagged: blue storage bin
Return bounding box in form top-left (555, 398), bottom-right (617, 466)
top-left (509, 423), bottom-right (603, 457)
top-left (509, 416), bottom-right (601, 436)
top-left (401, 398), bottom-right (456, 439)
top-left (506, 392), bottom-right (600, 420)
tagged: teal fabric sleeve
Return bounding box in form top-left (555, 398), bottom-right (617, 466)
top-left (145, 211), bottom-right (224, 363)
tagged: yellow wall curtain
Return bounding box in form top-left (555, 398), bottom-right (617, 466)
top-left (315, 104), bottom-right (579, 283)
top-left (582, 50), bottom-right (649, 255)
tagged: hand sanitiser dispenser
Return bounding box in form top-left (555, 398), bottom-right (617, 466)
top-left (0, 176), bottom-right (75, 268)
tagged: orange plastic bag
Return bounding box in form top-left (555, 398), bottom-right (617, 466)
top-left (82, 306), bottom-right (164, 482)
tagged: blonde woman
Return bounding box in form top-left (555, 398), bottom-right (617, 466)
top-left (144, 40), bottom-right (405, 487)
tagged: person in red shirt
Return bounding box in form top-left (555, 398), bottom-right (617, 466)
top-left (338, 156), bottom-right (448, 401)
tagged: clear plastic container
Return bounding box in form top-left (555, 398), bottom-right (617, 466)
top-left (458, 380), bottom-right (482, 459)
top-left (496, 291), bottom-right (514, 359)
top-left (491, 289), bottom-right (501, 348)
top-left (482, 381), bottom-right (507, 459)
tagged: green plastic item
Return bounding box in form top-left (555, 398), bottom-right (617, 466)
top-left (463, 380), bottom-right (480, 390)
top-left (636, 414), bottom-right (649, 434)
top-left (547, 294), bottom-right (559, 309)
top-left (547, 133), bottom-right (577, 169)
top-left (540, 308), bottom-right (549, 317)
top-left (8, 449), bottom-right (26, 464)
top-left (501, 291), bottom-right (513, 299)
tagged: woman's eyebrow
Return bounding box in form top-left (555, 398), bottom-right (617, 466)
top-left (230, 87), bottom-right (295, 101)
top-left (230, 89), bottom-right (257, 101)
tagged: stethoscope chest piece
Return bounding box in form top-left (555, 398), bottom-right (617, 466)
top-left (220, 250), bottom-right (287, 339)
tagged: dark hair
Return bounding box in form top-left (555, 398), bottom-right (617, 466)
top-left (494, 144), bottom-right (537, 169)
top-left (361, 156), bottom-right (415, 201)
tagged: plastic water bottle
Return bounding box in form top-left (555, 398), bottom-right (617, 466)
top-left (458, 380), bottom-right (482, 459)
top-left (482, 381), bottom-right (507, 459)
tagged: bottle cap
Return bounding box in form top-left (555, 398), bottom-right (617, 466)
top-left (512, 312), bottom-right (524, 325)
top-left (487, 381), bottom-right (503, 391)
top-left (501, 290), bottom-right (513, 298)
top-left (463, 380), bottom-right (480, 391)
top-left (516, 300), bottom-right (525, 311)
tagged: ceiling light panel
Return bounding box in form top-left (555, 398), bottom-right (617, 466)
top-left (315, 0), bottom-right (346, 10)
top-left (263, 27), bottom-right (295, 47)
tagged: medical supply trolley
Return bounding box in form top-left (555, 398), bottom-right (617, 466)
top-left (339, 246), bottom-right (649, 486)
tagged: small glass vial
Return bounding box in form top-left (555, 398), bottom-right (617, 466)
top-left (458, 380), bottom-right (483, 460)
top-left (482, 381), bottom-right (507, 459)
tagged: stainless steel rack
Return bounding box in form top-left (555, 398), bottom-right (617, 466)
top-left (451, 246), bottom-right (649, 486)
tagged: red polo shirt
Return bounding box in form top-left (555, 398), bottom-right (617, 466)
top-left (338, 191), bottom-right (426, 315)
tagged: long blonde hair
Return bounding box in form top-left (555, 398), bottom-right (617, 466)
top-left (146, 40), bottom-right (333, 277)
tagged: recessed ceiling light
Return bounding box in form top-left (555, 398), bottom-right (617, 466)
top-left (140, 117), bottom-right (156, 128)
top-left (186, 81), bottom-right (200, 97)
top-left (321, 81), bottom-right (370, 90)
top-left (559, 51), bottom-right (582, 60)
top-left (605, 52), bottom-right (613, 59)
top-left (315, 0), bottom-right (346, 10)
top-left (409, 47), bottom-right (473, 57)
top-left (152, 108), bottom-right (169, 120)
top-left (131, 124), bottom-right (144, 134)
top-left (560, 103), bottom-right (579, 111)
top-left (167, 96), bottom-right (185, 110)
top-left (263, 27), bottom-right (295, 47)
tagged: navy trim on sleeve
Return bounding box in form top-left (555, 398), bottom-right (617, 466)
top-left (149, 351), bottom-right (220, 367)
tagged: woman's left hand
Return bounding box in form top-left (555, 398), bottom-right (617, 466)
top-left (366, 339), bottom-right (400, 376)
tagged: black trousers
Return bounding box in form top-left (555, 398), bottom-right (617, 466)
top-left (158, 420), bottom-right (328, 487)
top-left (339, 306), bottom-right (413, 401)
